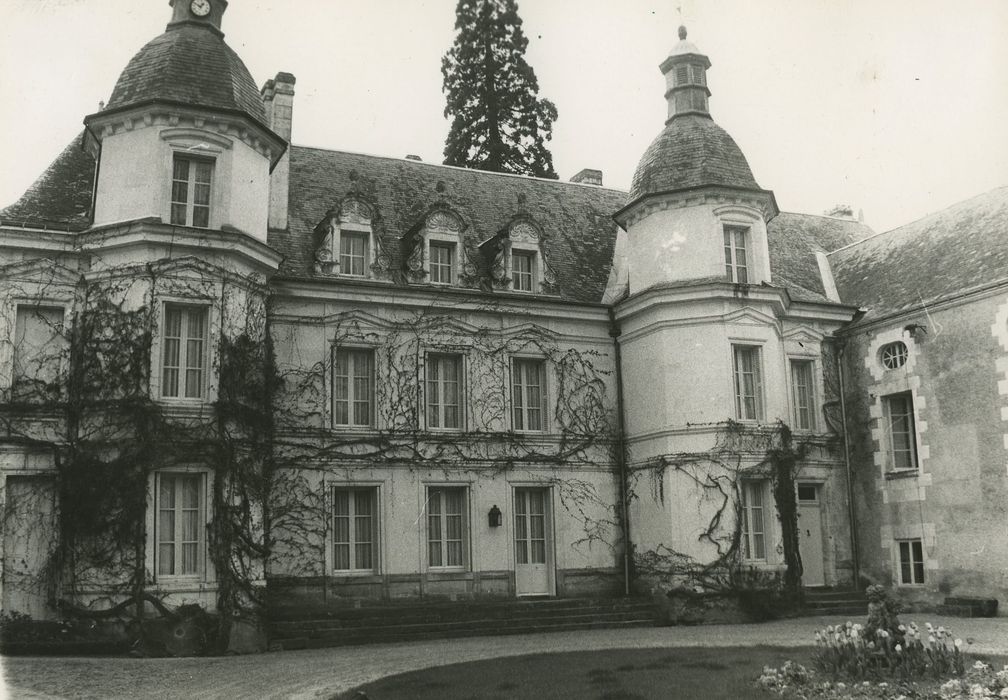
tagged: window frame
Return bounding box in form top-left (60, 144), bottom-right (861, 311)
top-left (11, 303), bottom-right (68, 394)
top-left (789, 358), bottom-right (817, 432)
top-left (151, 469), bottom-right (210, 583)
top-left (426, 485), bottom-right (469, 571)
top-left (159, 302), bottom-right (210, 402)
top-left (425, 352), bottom-right (464, 432)
top-left (880, 341), bottom-right (909, 371)
top-left (882, 391), bottom-right (918, 473)
top-left (428, 240), bottom-right (456, 285)
top-left (732, 344), bottom-right (764, 422)
top-left (331, 347), bottom-right (375, 429)
top-left (723, 225), bottom-right (750, 284)
top-left (897, 538), bottom-right (925, 586)
top-left (740, 480), bottom-right (768, 562)
top-left (331, 485), bottom-right (380, 575)
top-left (511, 357), bottom-right (549, 433)
top-left (337, 229), bottom-right (370, 278)
top-left (169, 154), bottom-right (214, 229)
top-left (510, 248), bottom-right (537, 293)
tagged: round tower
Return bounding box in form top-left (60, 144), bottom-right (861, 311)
top-left (83, 0), bottom-right (285, 241)
top-left (615, 27), bottom-right (778, 295)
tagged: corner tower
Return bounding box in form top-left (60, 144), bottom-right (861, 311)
top-left (614, 27), bottom-right (778, 295)
top-left (83, 0), bottom-right (286, 242)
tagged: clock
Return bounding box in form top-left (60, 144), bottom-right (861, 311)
top-left (190, 0), bottom-right (211, 17)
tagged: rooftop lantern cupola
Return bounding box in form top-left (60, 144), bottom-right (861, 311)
top-left (167, 0), bottom-right (228, 36)
top-left (659, 26), bottom-right (712, 123)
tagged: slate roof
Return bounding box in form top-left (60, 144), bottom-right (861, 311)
top-left (629, 114), bottom-right (762, 202)
top-left (103, 25), bottom-right (266, 124)
top-left (766, 212), bottom-right (874, 301)
top-left (0, 132), bottom-right (95, 231)
top-left (273, 146), bottom-right (630, 303)
top-left (828, 186), bottom-right (1008, 321)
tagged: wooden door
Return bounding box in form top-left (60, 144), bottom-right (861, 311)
top-left (514, 488), bottom-right (552, 596)
top-left (3, 475), bottom-right (57, 618)
top-left (797, 483), bottom-right (825, 586)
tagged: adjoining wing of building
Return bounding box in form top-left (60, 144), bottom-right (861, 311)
top-left (1, 1), bottom-right (1005, 639)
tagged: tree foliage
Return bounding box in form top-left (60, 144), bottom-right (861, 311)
top-left (442, 0), bottom-right (558, 178)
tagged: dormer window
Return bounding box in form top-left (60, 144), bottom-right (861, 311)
top-left (723, 225), bottom-right (749, 284)
top-left (170, 155), bottom-right (213, 228)
top-left (339, 231), bottom-right (369, 277)
top-left (511, 250), bottom-right (536, 292)
top-left (429, 241), bottom-right (455, 284)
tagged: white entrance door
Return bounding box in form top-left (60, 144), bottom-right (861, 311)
top-left (3, 475), bottom-right (58, 618)
top-left (514, 488), bottom-right (551, 596)
top-left (797, 483), bottom-right (825, 586)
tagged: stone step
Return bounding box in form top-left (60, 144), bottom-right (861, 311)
top-left (803, 588), bottom-right (867, 602)
top-left (271, 618), bottom-right (657, 650)
top-left (271, 609), bottom-right (654, 638)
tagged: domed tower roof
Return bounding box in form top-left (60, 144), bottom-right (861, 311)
top-left (94, 0), bottom-right (266, 127)
top-left (105, 25), bottom-right (265, 124)
top-left (617, 26), bottom-right (775, 222)
top-left (629, 114), bottom-right (760, 199)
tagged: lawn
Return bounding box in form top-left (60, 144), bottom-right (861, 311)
top-left (337, 645), bottom-right (806, 700)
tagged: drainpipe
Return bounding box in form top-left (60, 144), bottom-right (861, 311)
top-left (836, 341), bottom-right (861, 589)
top-left (608, 308), bottom-right (631, 596)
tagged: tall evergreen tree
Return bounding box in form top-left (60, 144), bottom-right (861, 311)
top-left (442, 0), bottom-right (558, 179)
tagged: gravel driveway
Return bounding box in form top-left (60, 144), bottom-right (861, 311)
top-left (4, 614), bottom-right (1007, 700)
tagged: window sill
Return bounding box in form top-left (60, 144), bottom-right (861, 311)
top-left (425, 570), bottom-right (473, 582)
top-left (885, 469), bottom-right (921, 481)
top-left (330, 573), bottom-right (382, 583)
top-left (149, 579), bottom-right (216, 593)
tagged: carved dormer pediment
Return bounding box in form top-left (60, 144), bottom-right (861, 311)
top-left (315, 196), bottom-right (391, 280)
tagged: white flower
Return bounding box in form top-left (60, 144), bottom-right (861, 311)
top-left (898, 624), bottom-right (906, 632)
top-left (895, 644), bottom-right (903, 652)
top-left (998, 689), bottom-right (1008, 699)
top-left (929, 635), bottom-right (937, 644)
top-left (938, 625), bottom-right (946, 635)
top-left (836, 682), bottom-right (846, 689)
top-left (955, 638), bottom-right (963, 648)
top-left (973, 660), bottom-right (990, 671)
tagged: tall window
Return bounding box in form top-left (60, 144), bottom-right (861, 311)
top-left (790, 359), bottom-right (816, 431)
top-left (740, 481), bottom-right (767, 561)
top-left (170, 155), bottom-right (212, 228)
top-left (426, 354), bottom-right (462, 430)
top-left (333, 487), bottom-right (378, 573)
top-left (512, 358), bottom-right (546, 431)
top-left (883, 392), bottom-right (917, 471)
top-left (429, 242), bottom-right (454, 284)
top-left (898, 539), bottom-right (925, 585)
top-left (732, 345), bottom-right (763, 421)
top-left (157, 472), bottom-right (205, 578)
top-left (723, 226), bottom-right (749, 283)
top-left (511, 250), bottom-right (535, 292)
top-left (427, 487), bottom-right (467, 569)
top-left (12, 305), bottom-right (65, 391)
top-left (161, 304), bottom-right (208, 399)
top-left (339, 231), bottom-right (369, 276)
top-left (332, 349), bottom-right (374, 427)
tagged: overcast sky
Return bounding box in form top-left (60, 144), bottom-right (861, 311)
top-left (1, 0), bottom-right (1005, 233)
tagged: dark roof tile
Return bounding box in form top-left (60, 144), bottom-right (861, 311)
top-left (767, 212), bottom-right (874, 298)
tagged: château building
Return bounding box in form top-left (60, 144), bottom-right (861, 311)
top-left (0, 0), bottom-right (1004, 643)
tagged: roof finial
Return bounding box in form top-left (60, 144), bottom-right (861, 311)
top-left (678, 25), bottom-right (688, 40)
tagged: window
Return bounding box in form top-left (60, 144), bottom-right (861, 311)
top-left (511, 250), bottom-right (535, 292)
top-left (333, 487), bottom-right (378, 573)
top-left (883, 392), bottom-right (917, 472)
top-left (512, 358), bottom-right (547, 431)
top-left (675, 64), bottom-right (688, 85)
top-left (12, 305), bottom-right (65, 390)
top-left (723, 226), bottom-right (749, 283)
top-left (790, 359), bottom-right (816, 431)
top-left (898, 539), bottom-right (925, 585)
top-left (332, 348), bottom-right (374, 427)
top-left (161, 304), bottom-right (208, 399)
top-left (740, 481), bottom-right (767, 561)
top-left (429, 242), bottom-right (455, 284)
top-left (880, 341), bottom-right (908, 370)
top-left (732, 345), bottom-right (764, 421)
top-left (170, 155), bottom-right (212, 228)
top-left (427, 487), bottom-right (467, 569)
top-left (689, 64), bottom-right (706, 85)
top-left (426, 353), bottom-right (462, 430)
top-left (156, 472), bottom-right (205, 578)
top-left (339, 231), bottom-right (369, 277)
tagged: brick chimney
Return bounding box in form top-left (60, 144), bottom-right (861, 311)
top-left (262, 72), bottom-right (296, 230)
top-left (570, 168), bottom-right (603, 186)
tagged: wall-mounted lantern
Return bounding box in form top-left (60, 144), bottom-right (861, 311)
top-left (488, 504), bottom-right (502, 528)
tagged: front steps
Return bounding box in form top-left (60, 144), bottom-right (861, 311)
top-left (268, 597), bottom-right (657, 650)
top-left (802, 587), bottom-right (868, 617)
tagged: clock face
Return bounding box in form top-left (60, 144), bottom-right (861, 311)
top-left (190, 0), bottom-right (211, 17)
